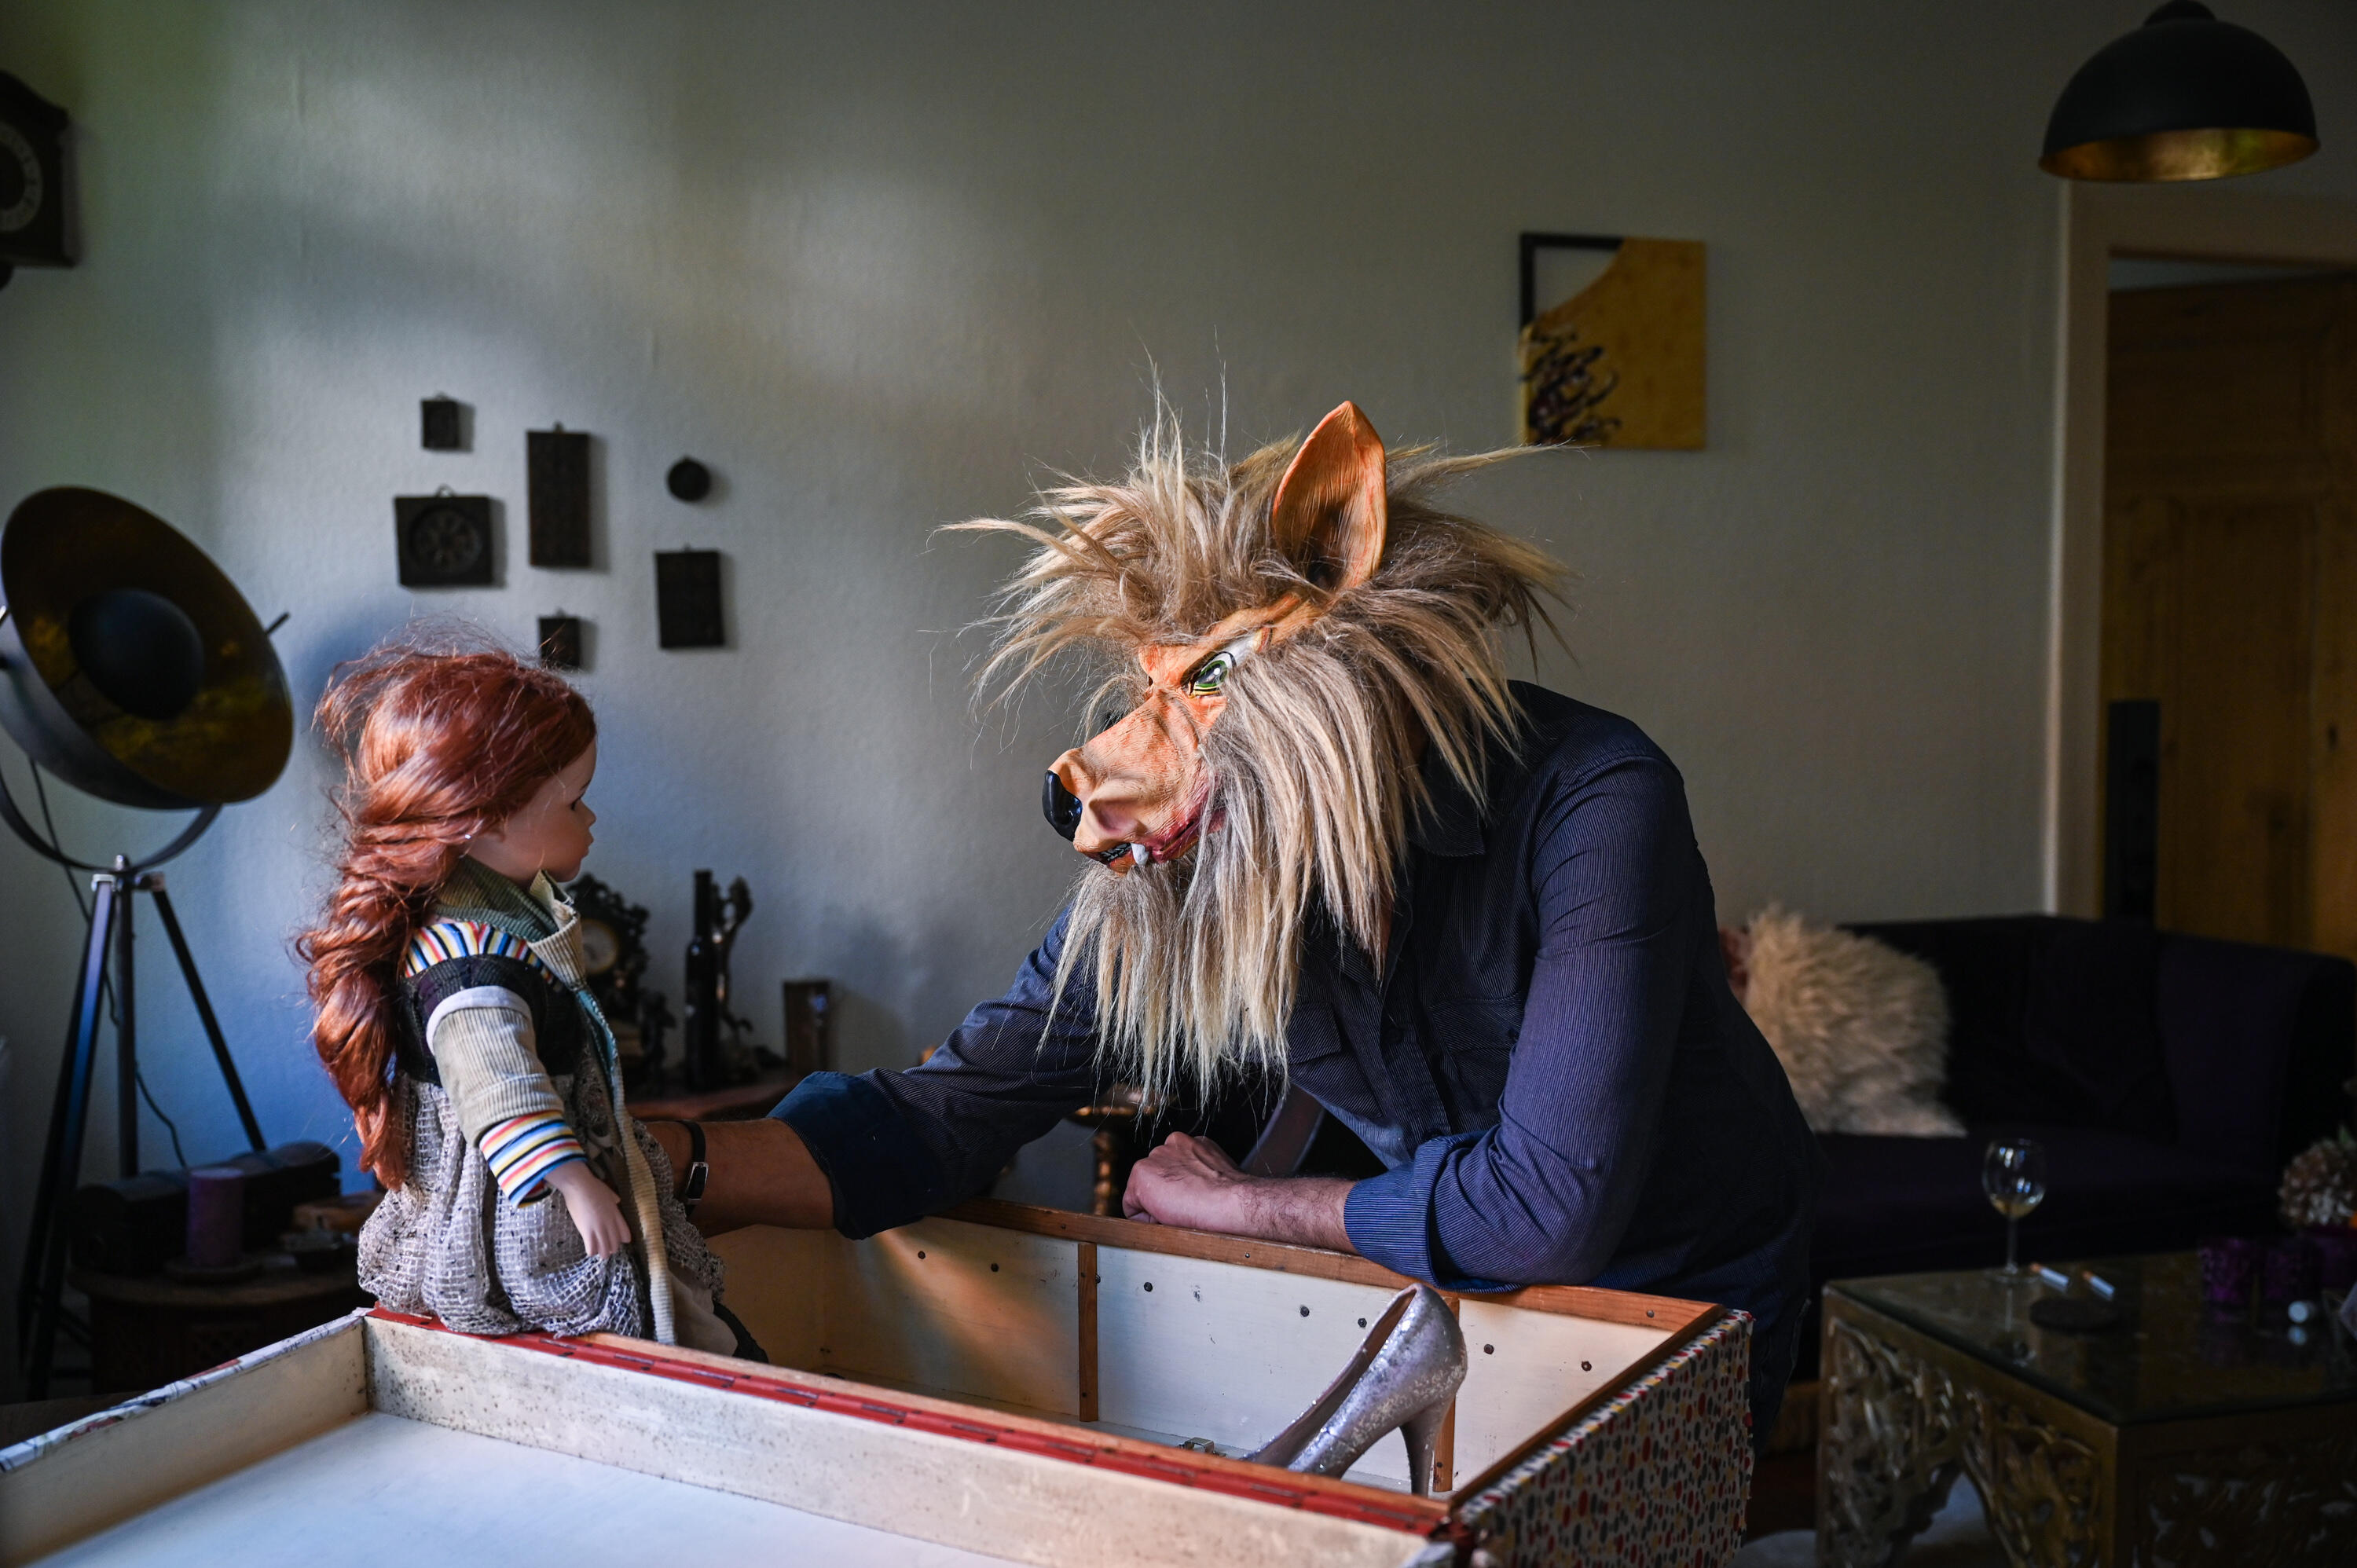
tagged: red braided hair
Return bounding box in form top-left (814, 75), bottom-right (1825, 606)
top-left (297, 632), bottom-right (596, 1186)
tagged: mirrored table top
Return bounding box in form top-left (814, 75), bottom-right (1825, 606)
top-left (1829, 1252), bottom-right (2357, 1427)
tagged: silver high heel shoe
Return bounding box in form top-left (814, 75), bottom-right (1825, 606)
top-left (1248, 1283), bottom-right (1467, 1494)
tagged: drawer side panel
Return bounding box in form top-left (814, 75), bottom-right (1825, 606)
top-left (0, 1313), bottom-right (368, 1566)
top-left (362, 1315), bottom-right (1421, 1568)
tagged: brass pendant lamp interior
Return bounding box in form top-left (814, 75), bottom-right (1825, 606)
top-left (2041, 2), bottom-right (2319, 182)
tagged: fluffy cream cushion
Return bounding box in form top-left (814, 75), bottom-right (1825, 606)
top-left (1728, 905), bottom-right (1964, 1137)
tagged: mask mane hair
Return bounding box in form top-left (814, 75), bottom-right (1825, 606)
top-left (952, 412), bottom-right (1567, 1103)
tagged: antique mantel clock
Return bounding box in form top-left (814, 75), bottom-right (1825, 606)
top-left (0, 71), bottom-right (75, 289)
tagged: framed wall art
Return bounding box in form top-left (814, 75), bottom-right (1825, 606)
top-left (1517, 233), bottom-right (1706, 450)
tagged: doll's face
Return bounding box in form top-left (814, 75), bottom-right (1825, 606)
top-left (471, 742), bottom-right (598, 883)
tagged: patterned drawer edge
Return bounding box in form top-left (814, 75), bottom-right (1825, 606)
top-left (1456, 1309), bottom-right (1753, 1568)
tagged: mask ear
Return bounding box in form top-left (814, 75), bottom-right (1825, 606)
top-left (1269, 401), bottom-right (1387, 594)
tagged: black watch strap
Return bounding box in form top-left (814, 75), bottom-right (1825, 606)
top-left (678, 1121), bottom-right (709, 1213)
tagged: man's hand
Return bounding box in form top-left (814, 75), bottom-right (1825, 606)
top-left (1122, 1131), bottom-right (1357, 1254)
top-left (1120, 1130), bottom-right (1251, 1229)
top-left (545, 1162), bottom-right (632, 1256)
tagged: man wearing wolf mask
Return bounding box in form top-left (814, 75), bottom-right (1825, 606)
top-left (648, 402), bottom-right (1820, 1441)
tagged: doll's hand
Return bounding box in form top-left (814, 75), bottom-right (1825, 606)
top-left (544, 1163), bottom-right (631, 1257)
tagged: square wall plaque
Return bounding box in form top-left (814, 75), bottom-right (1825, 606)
top-left (654, 549), bottom-right (724, 648)
top-left (421, 396), bottom-right (464, 451)
top-left (538, 615), bottom-right (585, 671)
top-left (394, 493), bottom-right (495, 587)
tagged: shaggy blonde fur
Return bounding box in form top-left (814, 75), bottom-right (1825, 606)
top-left (1736, 905), bottom-right (1964, 1137)
top-left (953, 411), bottom-right (1564, 1103)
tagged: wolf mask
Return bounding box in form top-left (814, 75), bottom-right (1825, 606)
top-left (959, 402), bottom-right (1563, 1103)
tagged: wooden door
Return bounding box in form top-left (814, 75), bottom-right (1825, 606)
top-left (2101, 273), bottom-right (2357, 958)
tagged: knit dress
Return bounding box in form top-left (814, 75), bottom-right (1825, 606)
top-left (357, 858), bottom-right (735, 1354)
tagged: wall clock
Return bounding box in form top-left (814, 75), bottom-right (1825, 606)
top-left (0, 71), bottom-right (75, 288)
top-left (578, 917), bottom-right (620, 976)
top-left (394, 491), bottom-right (496, 587)
top-left (564, 874), bottom-right (649, 1013)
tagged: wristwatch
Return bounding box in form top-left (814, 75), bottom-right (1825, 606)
top-left (679, 1121), bottom-right (709, 1215)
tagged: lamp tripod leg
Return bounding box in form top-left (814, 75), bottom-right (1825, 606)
top-left (15, 877), bottom-right (99, 1361)
top-left (115, 859), bottom-right (137, 1178)
top-left (18, 874), bottom-right (121, 1399)
top-left (148, 881), bottom-right (266, 1152)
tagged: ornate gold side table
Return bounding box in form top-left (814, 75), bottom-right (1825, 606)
top-left (1820, 1254), bottom-right (2357, 1566)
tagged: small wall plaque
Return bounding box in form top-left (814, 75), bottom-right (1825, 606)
top-left (654, 549), bottom-right (724, 648)
top-left (394, 493), bottom-right (495, 587)
top-left (421, 396), bottom-right (464, 451)
top-left (528, 426), bottom-right (592, 567)
top-left (538, 615), bottom-right (585, 671)
top-left (667, 457), bottom-right (713, 502)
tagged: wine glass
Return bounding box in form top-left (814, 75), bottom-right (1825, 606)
top-left (1983, 1137), bottom-right (2047, 1280)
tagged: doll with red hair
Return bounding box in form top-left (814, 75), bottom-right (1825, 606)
top-left (299, 633), bottom-right (744, 1354)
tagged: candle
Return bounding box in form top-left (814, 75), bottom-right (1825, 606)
top-left (185, 1166), bottom-right (245, 1268)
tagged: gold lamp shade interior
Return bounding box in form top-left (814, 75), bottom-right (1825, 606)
top-left (2040, 126), bottom-right (2318, 183)
top-left (2040, 2), bottom-right (2318, 183)
top-left (0, 487), bottom-right (291, 808)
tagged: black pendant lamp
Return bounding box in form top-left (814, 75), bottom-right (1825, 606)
top-left (2041, 2), bottom-right (2318, 181)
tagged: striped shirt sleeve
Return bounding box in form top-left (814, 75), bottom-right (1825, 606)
top-left (421, 984), bottom-right (581, 1205)
top-left (405, 920), bottom-right (560, 983)
top-left (478, 1112), bottom-right (586, 1203)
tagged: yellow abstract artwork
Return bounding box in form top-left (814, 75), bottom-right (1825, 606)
top-left (1519, 237), bottom-right (1706, 449)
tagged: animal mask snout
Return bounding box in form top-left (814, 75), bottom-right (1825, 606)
top-left (1043, 770), bottom-right (1084, 840)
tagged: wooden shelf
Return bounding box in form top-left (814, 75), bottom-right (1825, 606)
top-left (630, 1072), bottom-right (801, 1123)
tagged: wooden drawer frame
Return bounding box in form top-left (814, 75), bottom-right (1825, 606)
top-left (4, 1201), bottom-right (1755, 1566)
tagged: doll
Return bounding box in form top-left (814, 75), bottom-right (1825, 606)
top-left (300, 635), bottom-right (742, 1355)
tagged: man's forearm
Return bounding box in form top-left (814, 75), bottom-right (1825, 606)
top-left (647, 1116), bottom-right (1354, 1254)
top-left (644, 1117), bottom-right (834, 1234)
top-left (1236, 1174), bottom-right (1357, 1253)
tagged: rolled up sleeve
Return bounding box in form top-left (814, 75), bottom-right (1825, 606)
top-left (427, 986), bottom-right (585, 1204)
top-left (1344, 756), bottom-right (1695, 1289)
top-left (773, 910), bottom-right (1102, 1238)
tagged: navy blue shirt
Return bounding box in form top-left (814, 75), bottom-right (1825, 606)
top-left (775, 684), bottom-right (1820, 1429)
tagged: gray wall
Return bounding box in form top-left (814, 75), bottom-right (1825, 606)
top-left (5, 1), bottom-right (2356, 1388)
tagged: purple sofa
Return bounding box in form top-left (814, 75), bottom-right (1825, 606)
top-left (1794, 914), bottom-right (2355, 1378)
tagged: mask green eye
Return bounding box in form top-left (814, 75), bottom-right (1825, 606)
top-left (1185, 652), bottom-right (1235, 696)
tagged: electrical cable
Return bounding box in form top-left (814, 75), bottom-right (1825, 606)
top-left (30, 757), bottom-right (87, 913)
top-left (135, 1066), bottom-right (189, 1168)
